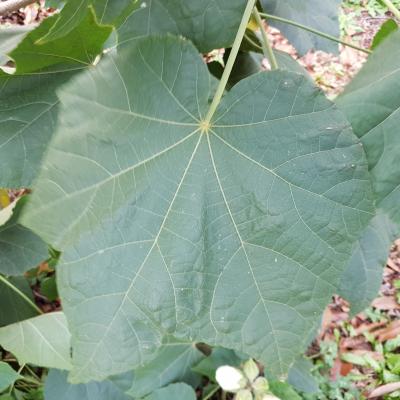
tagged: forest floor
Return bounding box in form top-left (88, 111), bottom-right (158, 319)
top-left (1, 1), bottom-right (400, 399)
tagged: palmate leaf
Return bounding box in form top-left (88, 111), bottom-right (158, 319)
top-left (260, 0), bottom-right (341, 55)
top-left (22, 36), bottom-right (373, 382)
top-left (0, 312), bottom-right (72, 370)
top-left (336, 30), bottom-right (400, 311)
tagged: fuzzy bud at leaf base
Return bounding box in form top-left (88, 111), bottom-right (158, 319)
top-left (243, 359), bottom-right (259, 382)
top-left (235, 389), bottom-right (253, 400)
top-left (216, 366), bottom-right (247, 393)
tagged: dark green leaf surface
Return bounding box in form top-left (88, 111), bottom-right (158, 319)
top-left (22, 36), bottom-right (373, 382)
top-left (0, 276), bottom-right (37, 327)
top-left (39, 0), bottom-right (135, 43)
top-left (0, 197), bottom-right (48, 276)
top-left (371, 19), bottom-right (398, 50)
top-left (260, 0), bottom-right (341, 54)
top-left (112, 340), bottom-right (203, 398)
top-left (0, 312), bottom-right (72, 370)
top-left (0, 6), bottom-right (111, 188)
top-left (117, 0), bottom-right (247, 52)
top-left (144, 383), bottom-right (196, 400)
top-left (0, 362), bottom-right (20, 392)
top-left (9, 8), bottom-right (111, 74)
top-left (337, 30), bottom-right (400, 229)
top-left (45, 370), bottom-right (131, 400)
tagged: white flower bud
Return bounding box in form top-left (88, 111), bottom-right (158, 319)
top-left (216, 365), bottom-right (246, 393)
top-left (243, 359), bottom-right (259, 382)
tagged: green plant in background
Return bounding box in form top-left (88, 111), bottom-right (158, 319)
top-left (0, 0), bottom-right (399, 398)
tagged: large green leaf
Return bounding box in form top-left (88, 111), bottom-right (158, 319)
top-left (144, 383), bottom-right (196, 400)
top-left (0, 197), bottom-right (48, 276)
top-left (116, 0), bottom-right (247, 52)
top-left (112, 339), bottom-right (203, 398)
top-left (22, 36), bottom-right (373, 382)
top-left (0, 312), bottom-right (72, 370)
top-left (260, 0), bottom-right (341, 55)
top-left (9, 8), bottom-right (111, 74)
top-left (44, 370), bottom-right (132, 400)
top-left (0, 276), bottom-right (37, 327)
top-left (337, 30), bottom-right (400, 228)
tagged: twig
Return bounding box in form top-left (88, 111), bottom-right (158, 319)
top-left (381, 0), bottom-right (400, 20)
top-left (253, 7), bottom-right (278, 70)
top-left (0, 0), bottom-right (37, 16)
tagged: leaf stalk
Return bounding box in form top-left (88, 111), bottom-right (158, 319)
top-left (204, 0), bottom-right (258, 125)
top-left (253, 7), bottom-right (278, 70)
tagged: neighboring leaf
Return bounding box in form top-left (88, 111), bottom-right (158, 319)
top-left (112, 339), bottom-right (203, 398)
top-left (9, 7), bottom-right (112, 74)
top-left (144, 383), bottom-right (196, 400)
top-left (44, 369), bottom-right (131, 400)
top-left (192, 347), bottom-right (244, 381)
top-left (288, 357), bottom-right (319, 394)
top-left (22, 36), bottom-right (373, 382)
top-left (337, 30), bottom-right (400, 229)
top-left (0, 5), bottom-right (111, 188)
top-left (0, 197), bottom-right (48, 276)
top-left (260, 0), bottom-right (341, 54)
top-left (0, 276), bottom-right (37, 327)
top-left (0, 312), bottom-right (72, 370)
top-left (40, 0), bottom-right (136, 43)
top-left (339, 212), bottom-right (397, 314)
top-left (0, 70), bottom-right (75, 188)
top-left (371, 19), bottom-right (398, 50)
top-left (0, 362), bottom-right (21, 392)
top-left (117, 0), bottom-right (247, 52)
top-left (0, 25), bottom-right (35, 65)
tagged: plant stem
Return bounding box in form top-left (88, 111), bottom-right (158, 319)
top-left (204, 0), bottom-right (258, 125)
top-left (381, 0), bottom-right (400, 20)
top-left (202, 386), bottom-right (220, 400)
top-left (253, 7), bottom-right (278, 70)
top-left (0, 0), bottom-right (37, 15)
top-left (0, 275), bottom-right (43, 315)
top-left (259, 12), bottom-right (372, 54)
